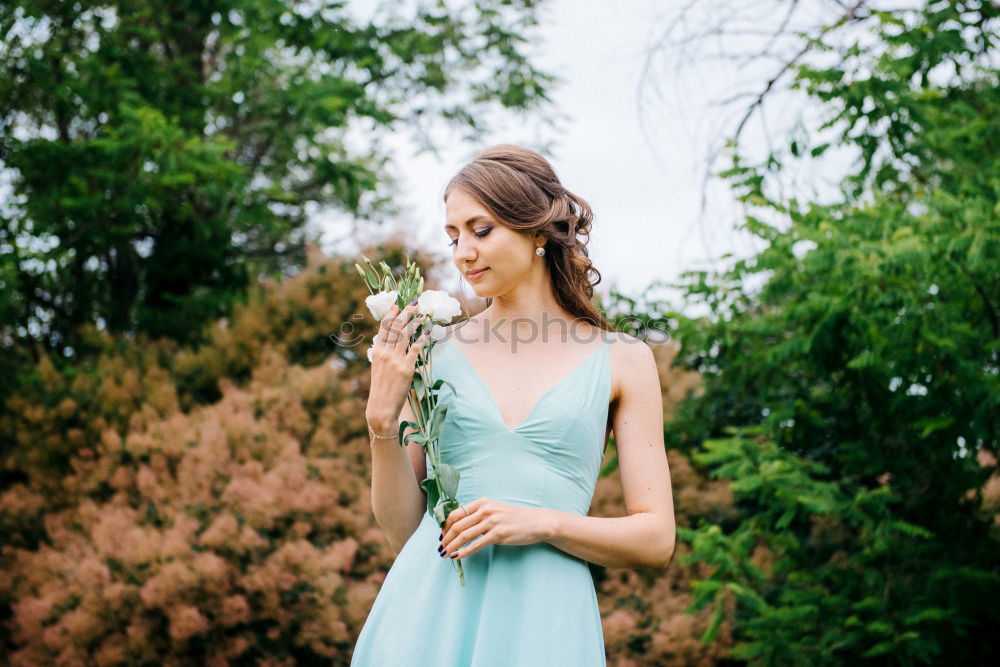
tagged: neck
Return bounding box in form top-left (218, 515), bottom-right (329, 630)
top-left (475, 300), bottom-right (582, 345)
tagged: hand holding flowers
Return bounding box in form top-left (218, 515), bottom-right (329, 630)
top-left (438, 498), bottom-right (555, 562)
top-left (356, 255), bottom-right (468, 586)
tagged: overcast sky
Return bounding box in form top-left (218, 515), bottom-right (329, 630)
top-left (318, 0), bottom-right (858, 314)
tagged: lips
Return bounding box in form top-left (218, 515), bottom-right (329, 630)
top-left (467, 268), bottom-right (489, 280)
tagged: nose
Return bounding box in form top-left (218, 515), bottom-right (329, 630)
top-left (453, 236), bottom-right (478, 264)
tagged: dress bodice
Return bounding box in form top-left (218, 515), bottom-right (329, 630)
top-left (428, 338), bottom-right (612, 517)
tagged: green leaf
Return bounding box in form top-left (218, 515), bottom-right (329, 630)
top-left (434, 496), bottom-right (460, 526)
top-left (404, 431), bottom-right (427, 446)
top-left (398, 419), bottom-right (419, 445)
top-left (426, 401), bottom-right (449, 440)
top-left (365, 266), bottom-right (380, 289)
top-left (434, 463), bottom-right (461, 500)
top-left (420, 476), bottom-right (441, 518)
top-left (431, 378), bottom-right (458, 395)
top-left (862, 641), bottom-right (896, 658)
top-left (700, 595), bottom-right (726, 644)
top-left (724, 582), bottom-right (768, 612)
top-left (915, 416), bottom-right (955, 438)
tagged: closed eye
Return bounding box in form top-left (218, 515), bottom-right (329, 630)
top-left (447, 228), bottom-right (491, 247)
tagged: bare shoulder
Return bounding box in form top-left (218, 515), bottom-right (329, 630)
top-left (606, 329), bottom-right (656, 404)
top-left (606, 328), bottom-right (653, 359)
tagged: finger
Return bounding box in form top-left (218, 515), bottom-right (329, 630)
top-left (390, 302), bottom-right (420, 352)
top-left (402, 312), bottom-right (426, 342)
top-left (444, 497), bottom-right (481, 531)
top-left (446, 524), bottom-right (492, 560)
top-left (467, 498), bottom-right (485, 511)
top-left (407, 326), bottom-right (432, 358)
top-left (442, 506), bottom-right (473, 544)
top-left (381, 303), bottom-right (412, 347)
top-left (403, 314), bottom-right (428, 350)
top-left (442, 516), bottom-right (485, 554)
top-left (379, 303), bottom-right (401, 341)
top-left (443, 498), bottom-right (483, 541)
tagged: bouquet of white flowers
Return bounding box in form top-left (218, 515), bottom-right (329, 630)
top-left (355, 255), bottom-right (467, 586)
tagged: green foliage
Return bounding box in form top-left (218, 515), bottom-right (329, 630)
top-left (667, 2), bottom-right (1000, 664)
top-left (0, 0), bottom-right (555, 358)
top-left (682, 427), bottom-right (951, 663)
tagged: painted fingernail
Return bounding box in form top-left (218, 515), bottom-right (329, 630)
top-left (450, 553), bottom-right (458, 559)
top-left (439, 532), bottom-right (443, 540)
top-left (409, 298), bottom-right (418, 306)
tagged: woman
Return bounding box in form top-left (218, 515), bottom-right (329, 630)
top-left (351, 144), bottom-right (675, 666)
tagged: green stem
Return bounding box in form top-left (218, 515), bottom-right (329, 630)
top-left (409, 337), bottom-right (466, 587)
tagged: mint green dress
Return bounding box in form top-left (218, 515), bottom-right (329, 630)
top-left (351, 338), bottom-right (611, 666)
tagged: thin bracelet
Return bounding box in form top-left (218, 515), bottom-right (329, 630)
top-left (368, 425), bottom-right (398, 441)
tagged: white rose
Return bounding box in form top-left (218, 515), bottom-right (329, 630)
top-left (430, 324), bottom-right (448, 342)
top-left (365, 290), bottom-right (399, 321)
top-left (416, 290), bottom-right (462, 324)
top-left (367, 334), bottom-right (379, 363)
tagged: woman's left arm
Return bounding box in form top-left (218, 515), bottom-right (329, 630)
top-left (542, 337), bottom-right (676, 569)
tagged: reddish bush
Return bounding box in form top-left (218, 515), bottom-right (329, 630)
top-left (0, 344), bottom-right (394, 664)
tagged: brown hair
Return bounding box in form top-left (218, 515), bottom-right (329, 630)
top-left (443, 144), bottom-right (612, 332)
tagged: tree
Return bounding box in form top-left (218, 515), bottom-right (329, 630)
top-left (653, 1), bottom-right (999, 663)
top-left (0, 0), bottom-right (557, 357)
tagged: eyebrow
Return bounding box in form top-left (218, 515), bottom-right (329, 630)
top-left (444, 215), bottom-right (491, 232)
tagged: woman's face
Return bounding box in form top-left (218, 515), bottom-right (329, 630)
top-left (444, 188), bottom-right (541, 298)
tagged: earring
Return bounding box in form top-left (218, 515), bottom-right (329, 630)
top-left (535, 246), bottom-right (545, 257)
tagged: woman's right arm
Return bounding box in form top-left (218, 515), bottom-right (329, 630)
top-left (370, 399), bottom-right (428, 553)
top-left (366, 300), bottom-right (431, 553)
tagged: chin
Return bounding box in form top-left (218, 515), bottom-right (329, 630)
top-left (467, 279), bottom-right (490, 294)
top-left (471, 286), bottom-right (498, 300)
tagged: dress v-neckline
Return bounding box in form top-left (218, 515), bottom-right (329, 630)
top-left (445, 339), bottom-right (609, 433)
